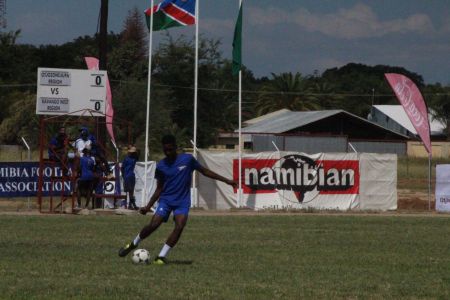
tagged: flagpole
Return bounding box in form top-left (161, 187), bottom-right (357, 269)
top-left (238, 70), bottom-right (242, 208)
top-left (237, 0), bottom-right (243, 208)
top-left (192, 0), bottom-right (199, 208)
top-left (142, 0), bottom-right (155, 208)
top-left (428, 153), bottom-right (431, 210)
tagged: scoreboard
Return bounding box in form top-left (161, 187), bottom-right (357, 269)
top-left (36, 68), bottom-right (107, 116)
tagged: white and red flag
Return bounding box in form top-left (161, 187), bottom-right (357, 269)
top-left (84, 57), bottom-right (115, 144)
top-left (385, 73), bottom-right (431, 154)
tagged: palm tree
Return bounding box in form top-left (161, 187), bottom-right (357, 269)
top-left (255, 72), bottom-right (320, 116)
top-left (307, 80), bottom-right (343, 109)
top-left (0, 29), bottom-right (21, 46)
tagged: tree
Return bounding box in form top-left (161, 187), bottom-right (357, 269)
top-left (151, 34), bottom-right (256, 147)
top-left (0, 91), bottom-right (39, 145)
top-left (108, 7), bottom-right (148, 81)
top-left (255, 72), bottom-right (319, 115)
top-left (121, 7), bottom-right (147, 59)
top-left (0, 30), bottom-right (21, 46)
top-left (305, 77), bottom-right (343, 110)
top-left (426, 84), bottom-right (450, 140)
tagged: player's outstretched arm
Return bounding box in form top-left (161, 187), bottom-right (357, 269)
top-left (140, 180), bottom-right (163, 215)
top-left (198, 166), bottom-right (237, 188)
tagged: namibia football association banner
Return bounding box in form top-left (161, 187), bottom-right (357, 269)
top-left (196, 150), bottom-right (397, 211)
top-left (0, 162), bottom-right (72, 197)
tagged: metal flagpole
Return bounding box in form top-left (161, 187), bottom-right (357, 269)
top-left (192, 0), bottom-right (199, 208)
top-left (237, 0), bottom-right (243, 208)
top-left (428, 153), bottom-right (431, 210)
top-left (142, 0), bottom-right (155, 208)
top-left (238, 70), bottom-right (242, 207)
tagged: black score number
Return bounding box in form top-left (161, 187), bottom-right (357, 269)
top-left (95, 75), bottom-right (102, 86)
top-left (94, 101), bottom-right (101, 111)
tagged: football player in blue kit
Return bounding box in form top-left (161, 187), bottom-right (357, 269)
top-left (119, 134), bottom-right (237, 264)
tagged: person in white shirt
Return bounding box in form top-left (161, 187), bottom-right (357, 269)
top-left (73, 127), bottom-right (94, 157)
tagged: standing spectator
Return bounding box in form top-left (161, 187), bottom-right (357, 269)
top-left (77, 146), bottom-right (95, 209)
top-left (121, 146), bottom-right (139, 210)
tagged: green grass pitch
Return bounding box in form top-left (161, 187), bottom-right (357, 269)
top-left (1, 214), bottom-right (449, 299)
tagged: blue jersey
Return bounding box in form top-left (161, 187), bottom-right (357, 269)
top-left (79, 156), bottom-right (95, 181)
top-left (155, 153), bottom-right (201, 206)
top-left (121, 156), bottom-right (137, 179)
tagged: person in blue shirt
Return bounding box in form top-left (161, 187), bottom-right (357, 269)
top-left (76, 146), bottom-right (95, 209)
top-left (118, 134), bottom-right (236, 264)
top-left (121, 146), bottom-right (138, 210)
top-left (48, 126), bottom-right (71, 176)
top-left (48, 126), bottom-right (68, 161)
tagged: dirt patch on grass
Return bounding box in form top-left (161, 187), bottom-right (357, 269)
top-left (397, 189), bottom-right (434, 211)
top-left (0, 189), bottom-right (447, 216)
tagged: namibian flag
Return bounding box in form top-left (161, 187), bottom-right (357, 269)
top-left (144, 0), bottom-right (196, 31)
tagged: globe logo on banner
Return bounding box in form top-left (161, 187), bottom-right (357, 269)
top-left (234, 154), bottom-right (359, 204)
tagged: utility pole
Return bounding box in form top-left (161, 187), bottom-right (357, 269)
top-left (99, 0), bottom-right (108, 70)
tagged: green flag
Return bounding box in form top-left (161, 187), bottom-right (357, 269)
top-left (232, 3), bottom-right (243, 76)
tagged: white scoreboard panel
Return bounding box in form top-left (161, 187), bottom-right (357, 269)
top-left (36, 68), bottom-right (107, 116)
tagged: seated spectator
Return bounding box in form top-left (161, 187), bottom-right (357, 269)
top-left (48, 126), bottom-right (68, 162)
top-left (48, 126), bottom-right (71, 176)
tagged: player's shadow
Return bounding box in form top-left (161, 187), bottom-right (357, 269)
top-left (169, 260), bottom-right (194, 265)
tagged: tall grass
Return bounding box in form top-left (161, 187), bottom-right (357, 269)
top-left (398, 156), bottom-right (450, 191)
top-left (0, 149), bottom-right (39, 162)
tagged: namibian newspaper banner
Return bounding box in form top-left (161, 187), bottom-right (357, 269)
top-left (197, 151), bottom-right (397, 211)
top-left (0, 162), bottom-right (71, 197)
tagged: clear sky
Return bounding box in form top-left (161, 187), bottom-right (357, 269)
top-left (4, 0), bottom-right (450, 84)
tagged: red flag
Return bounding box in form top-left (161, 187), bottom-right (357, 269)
top-left (84, 57), bottom-right (115, 144)
top-left (385, 73), bottom-right (431, 154)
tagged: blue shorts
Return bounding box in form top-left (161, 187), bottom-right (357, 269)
top-left (123, 177), bottom-right (136, 193)
top-left (155, 201), bottom-right (190, 222)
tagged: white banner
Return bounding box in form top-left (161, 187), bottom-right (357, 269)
top-left (435, 164), bottom-right (450, 212)
top-left (134, 161), bottom-right (157, 208)
top-left (196, 150), bottom-right (397, 211)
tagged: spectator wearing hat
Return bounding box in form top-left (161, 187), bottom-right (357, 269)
top-left (121, 146), bottom-right (139, 210)
top-left (73, 126), bottom-right (110, 176)
top-left (73, 127), bottom-right (94, 157)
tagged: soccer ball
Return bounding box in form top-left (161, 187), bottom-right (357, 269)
top-left (131, 249), bottom-right (150, 264)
